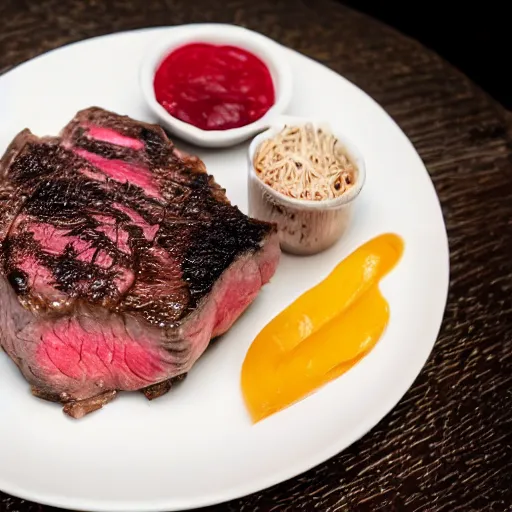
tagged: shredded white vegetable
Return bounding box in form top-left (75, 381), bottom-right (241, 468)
top-left (254, 124), bottom-right (356, 201)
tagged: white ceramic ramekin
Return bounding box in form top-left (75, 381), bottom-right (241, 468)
top-left (248, 116), bottom-right (366, 255)
top-left (140, 24), bottom-right (293, 148)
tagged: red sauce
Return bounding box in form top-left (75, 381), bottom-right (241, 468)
top-left (154, 43), bottom-right (275, 131)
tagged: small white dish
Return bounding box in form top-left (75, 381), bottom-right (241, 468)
top-left (248, 116), bottom-right (366, 254)
top-left (139, 24), bottom-right (293, 148)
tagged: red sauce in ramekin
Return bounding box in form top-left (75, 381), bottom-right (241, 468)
top-left (154, 43), bottom-right (275, 131)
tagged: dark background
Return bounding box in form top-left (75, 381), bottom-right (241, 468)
top-left (339, 0), bottom-right (511, 110)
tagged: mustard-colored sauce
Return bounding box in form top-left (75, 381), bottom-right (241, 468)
top-left (241, 233), bottom-right (404, 423)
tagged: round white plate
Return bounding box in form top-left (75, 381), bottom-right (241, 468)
top-left (0, 26), bottom-right (449, 512)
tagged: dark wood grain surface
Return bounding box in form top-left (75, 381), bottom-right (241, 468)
top-left (1, 0), bottom-right (511, 511)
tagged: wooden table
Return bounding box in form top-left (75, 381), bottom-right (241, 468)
top-left (1, 0), bottom-right (511, 510)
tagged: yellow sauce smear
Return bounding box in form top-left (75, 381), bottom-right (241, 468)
top-left (241, 233), bottom-right (404, 423)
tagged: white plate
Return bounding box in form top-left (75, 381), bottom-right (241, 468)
top-left (0, 26), bottom-right (449, 512)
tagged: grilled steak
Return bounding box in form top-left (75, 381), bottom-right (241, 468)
top-left (0, 107), bottom-right (280, 418)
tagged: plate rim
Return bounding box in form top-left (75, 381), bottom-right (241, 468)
top-left (0, 25), bottom-right (450, 512)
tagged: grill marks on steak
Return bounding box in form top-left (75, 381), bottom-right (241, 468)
top-left (73, 148), bottom-right (162, 199)
top-left (0, 126), bottom-right (169, 313)
top-left (60, 108), bottom-right (272, 322)
top-left (0, 107), bottom-right (280, 416)
top-left (61, 107), bottom-right (174, 174)
top-left (2, 162), bottom-right (139, 308)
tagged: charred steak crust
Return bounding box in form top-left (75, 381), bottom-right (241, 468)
top-left (2, 111), bottom-right (274, 322)
top-left (181, 216), bottom-right (270, 303)
top-left (62, 108), bottom-right (171, 169)
top-left (0, 107), bottom-right (280, 416)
